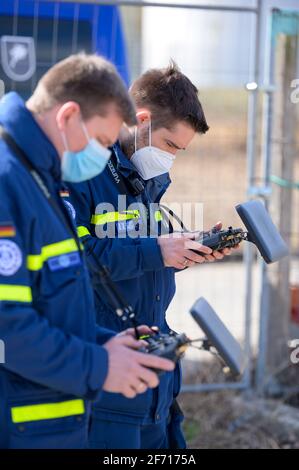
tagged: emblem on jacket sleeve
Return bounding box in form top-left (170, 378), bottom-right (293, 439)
top-left (0, 240), bottom-right (23, 276)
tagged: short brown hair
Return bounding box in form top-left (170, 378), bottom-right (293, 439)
top-left (130, 61), bottom-right (209, 134)
top-left (30, 53), bottom-right (136, 125)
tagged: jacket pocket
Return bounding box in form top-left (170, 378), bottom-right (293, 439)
top-left (8, 393), bottom-right (88, 449)
top-left (93, 388), bottom-right (153, 421)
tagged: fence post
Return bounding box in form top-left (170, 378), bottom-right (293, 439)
top-left (257, 30), bottom-right (298, 395)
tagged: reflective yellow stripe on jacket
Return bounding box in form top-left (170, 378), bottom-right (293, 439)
top-left (91, 210), bottom-right (140, 226)
top-left (77, 226), bottom-right (91, 238)
top-left (11, 399), bottom-right (85, 424)
top-left (27, 238), bottom-right (79, 271)
top-left (154, 210), bottom-right (163, 222)
top-left (79, 209), bottom-right (163, 237)
top-left (0, 285), bottom-right (32, 303)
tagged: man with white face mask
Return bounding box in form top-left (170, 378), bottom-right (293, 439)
top-left (130, 119), bottom-right (176, 180)
top-left (66, 61), bottom-right (235, 449)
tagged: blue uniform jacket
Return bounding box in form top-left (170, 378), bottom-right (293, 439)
top-left (67, 143), bottom-right (180, 426)
top-left (0, 93), bottom-right (115, 449)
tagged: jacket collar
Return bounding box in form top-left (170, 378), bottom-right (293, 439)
top-left (112, 141), bottom-right (136, 174)
top-left (146, 172), bottom-right (171, 203)
top-left (0, 92), bottom-right (61, 183)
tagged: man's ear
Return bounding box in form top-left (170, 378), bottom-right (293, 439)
top-left (56, 101), bottom-right (81, 131)
top-left (136, 108), bottom-right (151, 126)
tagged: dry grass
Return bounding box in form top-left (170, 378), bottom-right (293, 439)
top-left (180, 392), bottom-right (282, 449)
top-left (178, 359), bottom-right (299, 449)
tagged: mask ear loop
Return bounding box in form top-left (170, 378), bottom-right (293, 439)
top-left (81, 120), bottom-right (90, 144)
top-left (60, 131), bottom-right (69, 152)
top-left (134, 117), bottom-right (151, 152)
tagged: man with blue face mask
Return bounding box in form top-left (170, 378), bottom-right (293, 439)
top-left (0, 53), bottom-right (175, 449)
top-left (66, 61), bottom-right (236, 450)
top-left (60, 119), bottom-right (112, 183)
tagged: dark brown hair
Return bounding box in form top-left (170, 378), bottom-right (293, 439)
top-left (30, 53), bottom-right (136, 126)
top-left (130, 60), bottom-right (209, 134)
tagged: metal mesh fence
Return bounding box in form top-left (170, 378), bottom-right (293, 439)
top-left (0, 0), bottom-right (261, 392)
top-left (3, 0), bottom-right (290, 393)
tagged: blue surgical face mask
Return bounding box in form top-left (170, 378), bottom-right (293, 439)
top-left (61, 121), bottom-right (111, 183)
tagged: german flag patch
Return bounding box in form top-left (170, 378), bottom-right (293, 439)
top-left (60, 189), bottom-right (70, 198)
top-left (0, 222), bottom-right (16, 238)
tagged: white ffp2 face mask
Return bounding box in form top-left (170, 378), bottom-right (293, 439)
top-left (130, 121), bottom-right (175, 180)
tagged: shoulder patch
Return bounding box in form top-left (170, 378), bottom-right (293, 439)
top-left (0, 239), bottom-right (23, 276)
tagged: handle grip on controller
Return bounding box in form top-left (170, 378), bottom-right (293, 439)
top-left (193, 227), bottom-right (247, 253)
top-left (140, 333), bottom-right (189, 376)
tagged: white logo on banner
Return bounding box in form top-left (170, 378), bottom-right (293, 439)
top-left (0, 35), bottom-right (36, 82)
